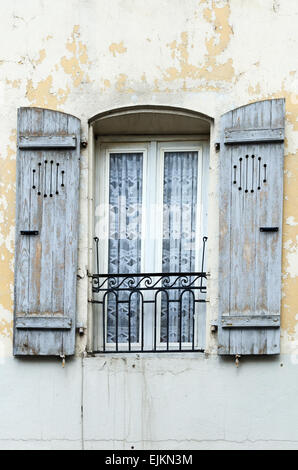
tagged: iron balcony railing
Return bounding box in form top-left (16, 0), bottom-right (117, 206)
top-left (91, 237), bottom-right (208, 354)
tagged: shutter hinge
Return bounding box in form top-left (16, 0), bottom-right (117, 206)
top-left (235, 355), bottom-right (241, 368)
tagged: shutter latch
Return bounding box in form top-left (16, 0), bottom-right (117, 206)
top-left (20, 230), bottom-right (39, 236)
top-left (260, 227), bottom-right (279, 232)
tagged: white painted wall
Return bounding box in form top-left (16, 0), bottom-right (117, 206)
top-left (1, 0), bottom-right (298, 449)
top-left (2, 354), bottom-right (298, 450)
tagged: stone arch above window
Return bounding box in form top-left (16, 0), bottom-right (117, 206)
top-left (89, 105), bottom-right (213, 136)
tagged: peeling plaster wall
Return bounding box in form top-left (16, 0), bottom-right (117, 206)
top-left (1, 0), bottom-right (298, 449)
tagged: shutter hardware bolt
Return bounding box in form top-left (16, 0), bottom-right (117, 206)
top-left (60, 354), bottom-right (66, 368)
top-left (235, 355), bottom-right (241, 368)
top-left (76, 322), bottom-right (85, 335)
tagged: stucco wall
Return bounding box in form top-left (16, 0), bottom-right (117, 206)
top-left (0, 0), bottom-right (298, 449)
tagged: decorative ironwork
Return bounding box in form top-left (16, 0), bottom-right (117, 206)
top-left (233, 155), bottom-right (267, 192)
top-left (31, 161), bottom-right (65, 197)
top-left (91, 237), bottom-right (208, 353)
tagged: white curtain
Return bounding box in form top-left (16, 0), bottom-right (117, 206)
top-left (108, 153), bottom-right (143, 343)
top-left (161, 151), bottom-right (198, 343)
top-left (106, 150), bottom-right (198, 345)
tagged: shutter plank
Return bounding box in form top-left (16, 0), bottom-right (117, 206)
top-left (224, 128), bottom-right (284, 144)
top-left (62, 115), bottom-right (81, 355)
top-left (221, 315), bottom-right (280, 328)
top-left (218, 110), bottom-right (233, 354)
top-left (16, 316), bottom-right (72, 329)
top-left (27, 108), bottom-right (44, 355)
top-left (14, 109), bottom-right (34, 355)
top-left (218, 99), bottom-right (285, 355)
top-left (14, 108), bottom-right (80, 356)
top-left (52, 113), bottom-right (68, 325)
top-left (19, 135), bottom-right (76, 149)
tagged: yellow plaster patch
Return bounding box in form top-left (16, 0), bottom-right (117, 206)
top-left (26, 76), bottom-right (69, 109)
top-left (0, 307), bottom-right (13, 339)
top-left (9, 129), bottom-right (16, 145)
top-left (34, 48), bottom-right (46, 65)
top-left (250, 85), bottom-right (298, 132)
top-left (100, 3), bottom-right (233, 96)
top-left (286, 216), bottom-right (298, 226)
top-left (248, 83), bottom-right (261, 95)
top-left (153, 79), bottom-right (160, 93)
top-left (281, 148), bottom-right (298, 337)
top-left (0, 131), bottom-right (16, 337)
top-left (284, 237), bottom-right (298, 279)
top-left (109, 41), bottom-right (127, 57)
top-left (60, 25), bottom-right (90, 87)
top-left (204, 3), bottom-right (232, 56)
top-left (0, 319), bottom-right (12, 338)
top-left (163, 3), bottom-right (234, 89)
top-left (6, 79), bottom-right (21, 89)
top-left (115, 74), bottom-right (134, 93)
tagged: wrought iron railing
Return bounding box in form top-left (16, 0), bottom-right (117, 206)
top-left (91, 238), bottom-right (208, 353)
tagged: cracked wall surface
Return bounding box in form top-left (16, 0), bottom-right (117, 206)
top-left (0, 0), bottom-right (298, 450)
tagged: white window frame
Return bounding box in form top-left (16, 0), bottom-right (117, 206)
top-left (90, 135), bottom-right (209, 353)
top-left (95, 143), bottom-right (148, 351)
top-left (155, 142), bottom-right (204, 351)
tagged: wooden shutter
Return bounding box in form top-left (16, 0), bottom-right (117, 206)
top-left (13, 108), bottom-right (80, 356)
top-left (218, 99), bottom-right (285, 355)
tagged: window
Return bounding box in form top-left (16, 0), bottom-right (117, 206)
top-left (92, 139), bottom-right (209, 352)
top-left (14, 101), bottom-right (284, 357)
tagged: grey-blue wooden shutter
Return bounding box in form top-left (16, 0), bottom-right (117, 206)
top-left (14, 107), bottom-right (80, 356)
top-left (218, 99), bottom-right (285, 355)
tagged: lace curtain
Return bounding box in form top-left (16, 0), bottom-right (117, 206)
top-left (107, 150), bottom-right (198, 345)
top-left (161, 151), bottom-right (198, 343)
top-left (108, 153), bottom-right (143, 343)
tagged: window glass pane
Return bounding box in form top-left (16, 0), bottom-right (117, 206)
top-left (161, 151), bottom-right (198, 343)
top-left (108, 153), bottom-right (143, 343)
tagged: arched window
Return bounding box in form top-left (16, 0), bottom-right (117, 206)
top-left (89, 106), bottom-right (212, 353)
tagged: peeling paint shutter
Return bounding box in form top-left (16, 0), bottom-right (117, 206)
top-left (14, 108), bottom-right (80, 356)
top-left (218, 99), bottom-right (285, 355)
